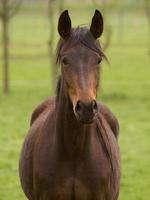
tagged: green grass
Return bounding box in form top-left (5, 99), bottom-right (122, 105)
top-left (0, 3), bottom-right (150, 200)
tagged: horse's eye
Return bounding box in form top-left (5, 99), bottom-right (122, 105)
top-left (62, 57), bottom-right (68, 65)
top-left (97, 57), bottom-right (102, 64)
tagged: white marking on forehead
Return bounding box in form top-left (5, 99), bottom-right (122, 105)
top-left (78, 60), bottom-right (88, 90)
top-left (80, 66), bottom-right (87, 89)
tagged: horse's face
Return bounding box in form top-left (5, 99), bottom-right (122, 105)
top-left (60, 45), bottom-right (101, 123)
top-left (58, 10), bottom-right (104, 124)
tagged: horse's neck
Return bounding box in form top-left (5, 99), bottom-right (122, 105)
top-left (55, 82), bottom-right (92, 158)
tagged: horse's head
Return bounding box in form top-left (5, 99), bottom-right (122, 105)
top-left (57, 10), bottom-right (105, 124)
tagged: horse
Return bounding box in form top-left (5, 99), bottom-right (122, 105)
top-left (19, 10), bottom-right (121, 200)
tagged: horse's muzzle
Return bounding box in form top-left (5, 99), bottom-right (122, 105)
top-left (75, 100), bottom-right (98, 124)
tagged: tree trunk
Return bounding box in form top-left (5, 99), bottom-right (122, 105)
top-left (118, 9), bottom-right (124, 44)
top-left (145, 0), bottom-right (150, 55)
top-left (59, 0), bottom-right (64, 13)
top-left (2, 1), bottom-right (9, 94)
top-left (48, 0), bottom-right (57, 94)
top-left (101, 0), bottom-right (112, 50)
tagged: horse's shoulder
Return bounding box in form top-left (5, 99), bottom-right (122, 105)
top-left (30, 97), bottom-right (56, 126)
top-left (97, 101), bottom-right (119, 139)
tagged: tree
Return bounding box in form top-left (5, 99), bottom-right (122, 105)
top-left (0, 0), bottom-right (22, 94)
top-left (117, 0), bottom-right (125, 44)
top-left (91, 0), bottom-right (112, 50)
top-left (145, 0), bottom-right (150, 55)
top-left (59, 0), bottom-right (64, 13)
top-left (48, 0), bottom-right (64, 94)
top-left (48, 0), bottom-right (56, 94)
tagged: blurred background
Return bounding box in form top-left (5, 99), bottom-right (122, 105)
top-left (0, 0), bottom-right (150, 199)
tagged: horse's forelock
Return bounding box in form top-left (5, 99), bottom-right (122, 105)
top-left (56, 26), bottom-right (106, 65)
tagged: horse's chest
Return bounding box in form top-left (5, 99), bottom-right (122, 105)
top-left (42, 177), bottom-right (93, 200)
top-left (35, 152), bottom-right (110, 200)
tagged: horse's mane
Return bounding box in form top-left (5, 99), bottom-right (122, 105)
top-left (56, 76), bottom-right (61, 100)
top-left (96, 114), bottom-right (120, 198)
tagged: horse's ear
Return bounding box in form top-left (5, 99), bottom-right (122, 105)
top-left (90, 10), bottom-right (103, 39)
top-left (58, 10), bottom-right (72, 40)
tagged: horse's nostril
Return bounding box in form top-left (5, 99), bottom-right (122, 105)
top-left (75, 100), bottom-right (98, 123)
top-left (92, 100), bottom-right (98, 112)
top-left (75, 100), bottom-right (98, 116)
top-left (75, 100), bottom-right (82, 114)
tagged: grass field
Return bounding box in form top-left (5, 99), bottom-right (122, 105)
top-left (0, 3), bottom-right (150, 200)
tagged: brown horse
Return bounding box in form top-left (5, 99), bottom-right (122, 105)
top-left (19, 10), bottom-right (121, 200)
